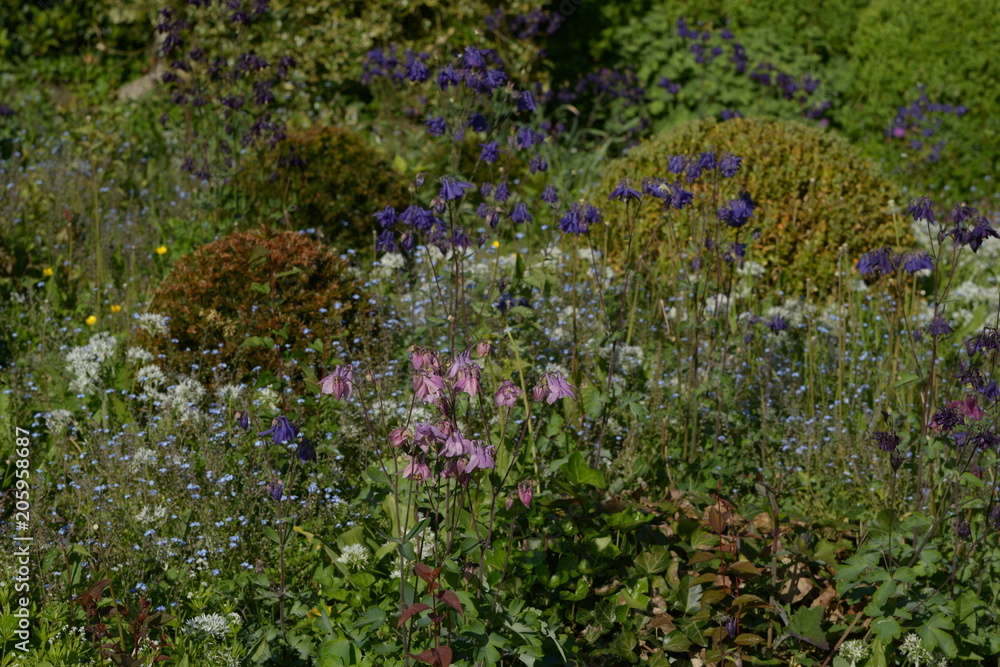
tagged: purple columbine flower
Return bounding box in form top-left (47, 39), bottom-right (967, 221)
top-left (439, 177), bottom-right (475, 201)
top-left (441, 432), bottom-right (471, 458)
top-left (658, 77), bottom-right (680, 94)
top-left (767, 315), bottom-right (788, 332)
top-left (297, 438), bottom-right (317, 463)
top-left (319, 364), bottom-right (355, 401)
top-left (608, 179), bottom-right (642, 202)
top-left (447, 351), bottom-right (482, 397)
top-left (259, 415), bottom-right (299, 445)
top-left (927, 316), bottom-right (953, 337)
top-left (529, 154), bottom-right (547, 174)
top-left (667, 155), bottom-right (687, 174)
top-left (540, 185), bottom-right (559, 204)
top-left (373, 205), bottom-right (398, 228)
top-left (494, 379), bottom-right (523, 407)
top-left (517, 90), bottom-right (537, 113)
top-left (494, 181), bottom-right (510, 203)
top-left (901, 251), bottom-right (933, 274)
top-left (516, 126), bottom-right (537, 150)
top-left (533, 372), bottom-right (576, 404)
top-left (979, 381), bottom-right (1000, 400)
top-left (437, 64), bottom-right (459, 89)
top-left (413, 422), bottom-right (447, 453)
top-left (376, 229), bottom-right (396, 252)
top-left (479, 141), bottom-right (501, 163)
top-left (468, 113), bottom-right (489, 133)
top-left (406, 58), bottom-right (429, 83)
top-left (409, 346), bottom-right (440, 371)
top-left (719, 153), bottom-right (743, 178)
top-left (871, 430), bottom-right (900, 452)
top-left (696, 152), bottom-right (717, 171)
top-left (857, 246), bottom-right (895, 277)
top-left (930, 405), bottom-right (963, 432)
top-left (425, 116), bottom-right (446, 136)
top-left (509, 202), bottom-right (533, 224)
top-left (465, 442), bottom-right (496, 473)
top-left (390, 427), bottom-right (412, 448)
top-left (234, 410), bottom-right (251, 430)
top-left (558, 205), bottom-right (587, 235)
top-left (717, 191), bottom-right (755, 228)
top-left (266, 480), bottom-right (283, 501)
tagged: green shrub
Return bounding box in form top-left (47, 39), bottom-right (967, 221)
top-left (844, 0), bottom-right (1000, 193)
top-left (243, 126), bottom-right (410, 249)
top-left (598, 117), bottom-right (905, 296)
top-left (146, 229), bottom-right (366, 388)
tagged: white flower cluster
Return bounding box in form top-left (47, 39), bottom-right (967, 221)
top-left (374, 252), bottom-right (406, 279)
top-left (899, 633), bottom-right (947, 667)
top-left (134, 312), bottom-right (170, 336)
top-left (45, 409), bottom-right (75, 434)
top-left (184, 612), bottom-right (240, 639)
top-left (215, 383), bottom-right (244, 404)
top-left (126, 346), bottom-right (154, 364)
top-left (65, 332), bottom-right (118, 395)
top-left (136, 364), bottom-right (168, 393)
top-left (254, 387), bottom-right (281, 411)
top-left (599, 342), bottom-right (645, 374)
top-left (136, 505), bottom-right (168, 524)
top-left (129, 447), bottom-right (159, 473)
top-left (837, 639), bottom-right (870, 665)
top-left (164, 377), bottom-right (206, 423)
top-left (337, 543), bottom-right (370, 569)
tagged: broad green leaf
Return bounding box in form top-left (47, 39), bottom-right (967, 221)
top-left (787, 606), bottom-right (829, 649)
top-left (250, 281), bottom-right (271, 295)
top-left (872, 617), bottom-right (901, 643)
top-left (634, 547), bottom-right (672, 576)
top-left (564, 451), bottom-right (605, 488)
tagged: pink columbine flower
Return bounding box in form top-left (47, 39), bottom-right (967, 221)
top-left (413, 422), bottom-right (447, 453)
top-left (319, 364), bottom-right (354, 401)
top-left (409, 346), bottom-right (440, 372)
top-left (447, 351), bottom-right (482, 397)
top-left (518, 481), bottom-right (534, 509)
top-left (390, 427), bottom-right (412, 448)
top-left (402, 455), bottom-right (432, 482)
top-left (441, 432), bottom-right (472, 458)
top-left (533, 372), bottom-right (577, 404)
top-left (413, 370), bottom-right (447, 404)
top-left (494, 379), bottom-right (522, 407)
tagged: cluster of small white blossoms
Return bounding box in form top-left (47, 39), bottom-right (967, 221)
top-left (136, 505), bottom-right (168, 524)
top-left (134, 312), bottom-right (170, 336)
top-left (838, 639), bottom-right (870, 666)
top-left (598, 342), bottom-right (645, 375)
top-left (45, 409), bottom-right (75, 434)
top-left (162, 377), bottom-right (207, 423)
top-left (46, 624), bottom-right (87, 646)
top-left (65, 332), bottom-right (118, 395)
top-left (337, 543), bottom-right (370, 570)
top-left (899, 633), bottom-right (948, 667)
top-left (126, 346), bottom-right (154, 364)
top-left (184, 612), bottom-right (242, 639)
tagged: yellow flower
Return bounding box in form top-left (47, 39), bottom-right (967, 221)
top-left (85, 315), bottom-right (97, 326)
top-left (110, 305), bottom-right (122, 314)
top-left (491, 240), bottom-right (500, 249)
top-left (156, 245), bottom-right (168, 255)
top-left (42, 267), bottom-right (54, 277)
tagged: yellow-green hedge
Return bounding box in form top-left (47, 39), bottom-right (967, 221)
top-left (598, 117), bottom-right (906, 295)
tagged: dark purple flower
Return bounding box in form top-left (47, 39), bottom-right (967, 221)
top-left (484, 68), bottom-right (507, 90)
top-left (558, 204), bottom-right (587, 235)
top-left (234, 410), bottom-right (251, 430)
top-left (968, 217), bottom-right (999, 252)
top-left (439, 177), bottom-right (475, 201)
top-left (930, 406), bottom-right (963, 432)
top-left (969, 430), bottom-right (1000, 452)
top-left (494, 182), bottom-right (510, 203)
top-left (509, 202), bottom-right (532, 224)
top-left (376, 230), bottom-right (397, 252)
top-left (516, 126), bottom-right (538, 150)
top-left (373, 205), bottom-right (398, 228)
top-left (696, 152), bottom-right (717, 172)
top-left (658, 77), bottom-right (680, 94)
top-left (901, 251), bottom-right (934, 274)
top-left (667, 155), bottom-right (687, 174)
top-left (297, 438), bottom-right (317, 463)
top-left (927, 316), bottom-right (953, 337)
top-left (517, 90), bottom-right (537, 113)
top-left (979, 380), bottom-right (1000, 400)
top-left (540, 185), bottom-right (559, 205)
top-left (608, 179), bottom-right (642, 203)
top-left (856, 246), bottom-right (895, 276)
top-left (719, 153), bottom-right (743, 178)
top-left (890, 453), bottom-right (904, 471)
top-left (425, 116), bottom-right (446, 136)
top-left (529, 154), bottom-right (548, 173)
top-left (479, 141), bottom-right (501, 163)
top-left (259, 415), bottom-right (299, 445)
top-left (437, 64), bottom-right (459, 89)
top-left (468, 113), bottom-right (489, 133)
top-left (871, 430), bottom-right (900, 452)
top-left (407, 58), bottom-right (429, 83)
top-left (720, 108), bottom-right (744, 120)
top-left (717, 191), bottom-right (756, 228)
top-left (266, 480), bottom-right (283, 501)
top-left (670, 184), bottom-right (694, 210)
top-left (767, 315), bottom-right (788, 332)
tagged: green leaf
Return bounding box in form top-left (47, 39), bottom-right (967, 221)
top-left (633, 547), bottom-right (672, 576)
top-left (960, 472), bottom-right (985, 488)
top-left (786, 606), bottom-right (829, 650)
top-left (348, 572), bottom-right (376, 589)
top-left (250, 281), bottom-right (271, 295)
top-left (662, 630), bottom-right (691, 653)
top-left (916, 613), bottom-right (957, 659)
top-left (563, 451), bottom-right (606, 488)
top-left (262, 527), bottom-right (281, 545)
top-left (893, 372), bottom-right (920, 388)
top-left (351, 606), bottom-right (386, 630)
top-left (581, 385), bottom-right (608, 418)
top-left (240, 336), bottom-right (275, 349)
top-left (872, 617), bottom-right (901, 643)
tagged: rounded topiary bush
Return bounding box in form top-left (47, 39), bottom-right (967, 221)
top-left (244, 126), bottom-right (409, 250)
top-left (598, 117), bottom-right (905, 295)
top-left (146, 230), bottom-right (366, 388)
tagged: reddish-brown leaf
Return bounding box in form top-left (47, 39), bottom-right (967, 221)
top-left (397, 603), bottom-right (431, 628)
top-left (410, 646), bottom-right (453, 667)
top-left (436, 590), bottom-right (464, 617)
top-left (414, 563), bottom-right (441, 584)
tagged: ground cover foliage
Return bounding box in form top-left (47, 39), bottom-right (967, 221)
top-left (1, 1), bottom-right (1000, 666)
